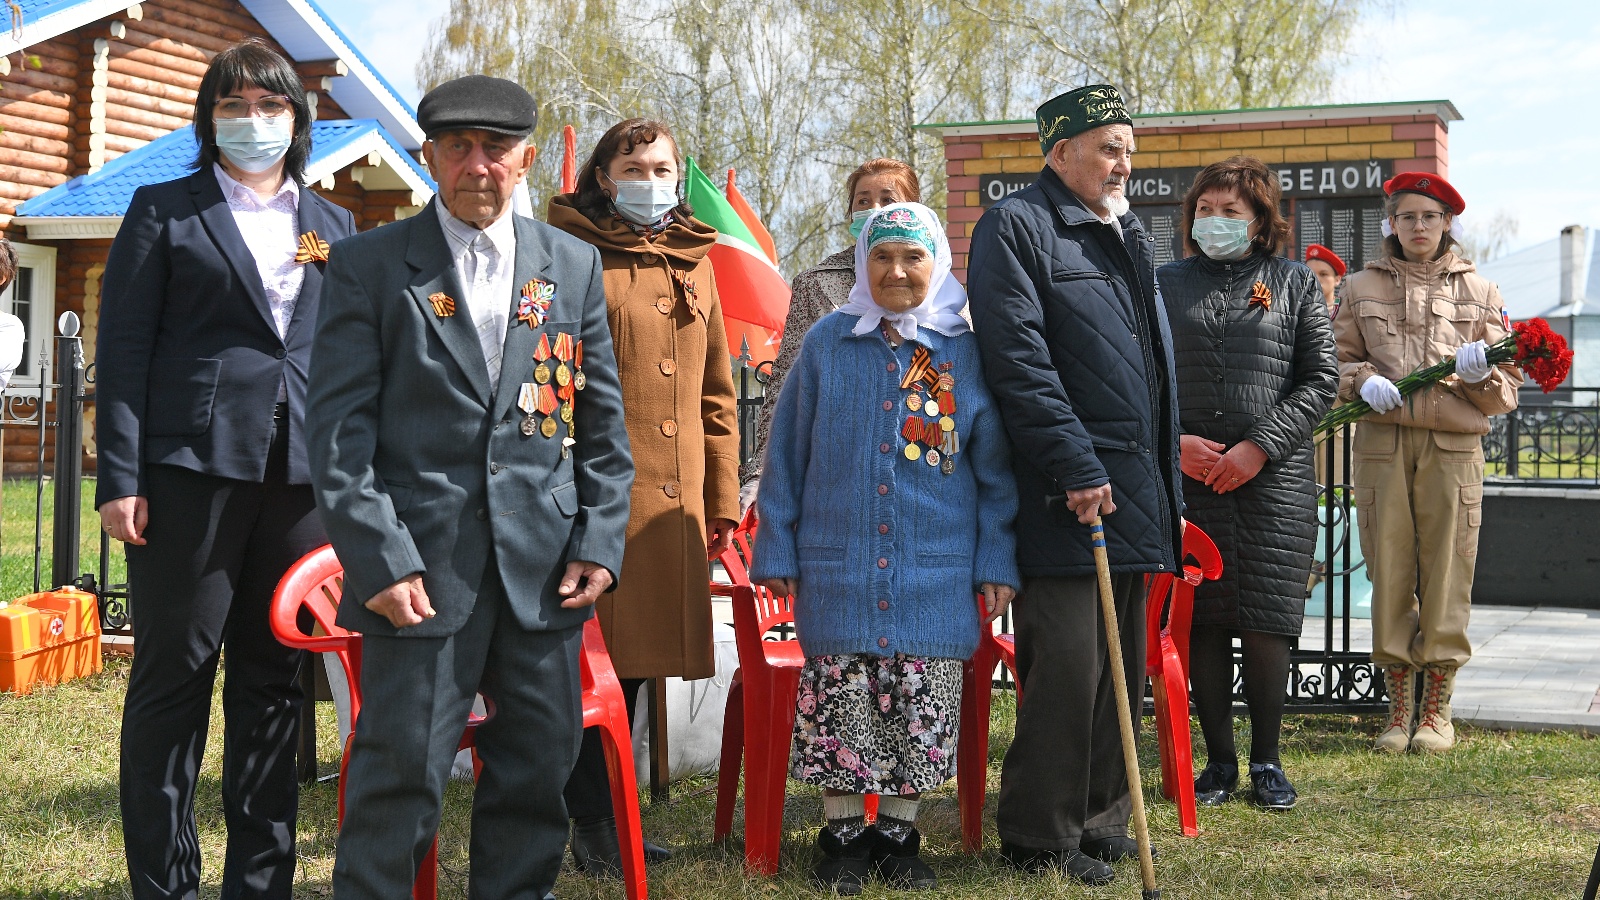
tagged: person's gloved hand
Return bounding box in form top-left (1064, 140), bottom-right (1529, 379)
top-left (1455, 340), bottom-right (1491, 383)
top-left (1360, 375), bottom-right (1403, 413)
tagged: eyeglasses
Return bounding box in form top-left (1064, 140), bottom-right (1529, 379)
top-left (215, 95), bottom-right (293, 119)
top-left (1392, 211), bottom-right (1447, 229)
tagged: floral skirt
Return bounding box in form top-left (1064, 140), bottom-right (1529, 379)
top-left (789, 653), bottom-right (963, 795)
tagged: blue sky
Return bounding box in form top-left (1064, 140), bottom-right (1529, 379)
top-left (320, 0), bottom-right (1598, 255)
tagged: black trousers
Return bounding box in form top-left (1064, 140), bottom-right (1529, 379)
top-left (995, 574), bottom-right (1145, 850)
top-left (562, 677), bottom-right (646, 820)
top-left (121, 408), bottom-right (326, 900)
top-left (332, 562), bottom-right (584, 900)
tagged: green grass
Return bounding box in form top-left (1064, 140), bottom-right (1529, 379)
top-left (2, 663), bottom-right (1596, 899)
top-left (2, 478), bottom-right (125, 601)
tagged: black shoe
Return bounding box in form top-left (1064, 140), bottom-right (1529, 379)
top-left (1080, 833), bottom-right (1158, 863)
top-left (1000, 842), bottom-right (1114, 886)
top-left (870, 828), bottom-right (937, 890)
top-left (570, 816), bottom-right (623, 878)
top-left (1248, 762), bottom-right (1297, 811)
top-left (1194, 759), bottom-right (1239, 806)
top-left (813, 827), bottom-right (876, 895)
top-left (570, 816), bottom-right (673, 876)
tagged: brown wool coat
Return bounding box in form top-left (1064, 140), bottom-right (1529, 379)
top-left (548, 194), bottom-right (741, 680)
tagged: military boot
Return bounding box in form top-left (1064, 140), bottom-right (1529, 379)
top-left (1375, 665), bottom-right (1416, 753)
top-left (1410, 664), bottom-right (1458, 752)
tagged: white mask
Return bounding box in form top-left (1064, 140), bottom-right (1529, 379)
top-left (608, 177), bottom-right (679, 225)
top-left (214, 116), bottom-right (293, 174)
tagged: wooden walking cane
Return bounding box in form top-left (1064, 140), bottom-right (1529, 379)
top-left (1090, 515), bottom-right (1159, 900)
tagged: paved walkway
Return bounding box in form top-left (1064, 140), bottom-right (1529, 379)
top-left (714, 583), bottom-right (1600, 732)
top-left (1303, 604), bottom-right (1600, 731)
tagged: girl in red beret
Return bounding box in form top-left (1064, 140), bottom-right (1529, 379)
top-left (1332, 172), bottom-right (1520, 753)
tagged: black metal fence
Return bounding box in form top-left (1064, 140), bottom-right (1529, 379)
top-left (1, 317), bottom-right (129, 632)
top-left (1485, 394), bottom-right (1600, 483)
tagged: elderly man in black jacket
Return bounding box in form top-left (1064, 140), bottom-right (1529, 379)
top-left (969, 84), bottom-right (1182, 886)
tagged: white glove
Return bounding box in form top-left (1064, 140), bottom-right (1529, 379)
top-left (1360, 375), bottom-right (1403, 413)
top-left (1455, 340), bottom-right (1491, 383)
top-left (738, 478), bottom-right (759, 518)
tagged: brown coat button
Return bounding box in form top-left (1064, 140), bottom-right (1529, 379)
top-left (878, 524), bottom-right (889, 534)
top-left (878, 637), bottom-right (889, 648)
top-left (887, 362), bottom-right (897, 372)
top-left (880, 443), bottom-right (890, 453)
top-left (877, 557), bottom-right (888, 569)
top-left (660, 359), bottom-right (676, 375)
top-left (877, 484), bottom-right (888, 495)
top-left (878, 600), bottom-right (889, 610)
top-left (881, 400), bottom-right (893, 411)
top-left (656, 298), bottom-right (673, 314)
top-left (662, 420), bottom-right (678, 437)
top-left (663, 481), bottom-right (680, 498)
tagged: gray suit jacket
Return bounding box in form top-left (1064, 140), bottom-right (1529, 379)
top-left (307, 200), bottom-right (633, 637)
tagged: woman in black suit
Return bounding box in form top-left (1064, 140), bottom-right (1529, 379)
top-left (96, 39), bottom-right (356, 899)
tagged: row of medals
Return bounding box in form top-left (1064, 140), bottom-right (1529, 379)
top-left (519, 347), bottom-right (586, 457)
top-left (905, 384), bottom-right (959, 475)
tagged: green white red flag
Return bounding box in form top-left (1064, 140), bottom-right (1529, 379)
top-left (684, 156), bottom-right (788, 363)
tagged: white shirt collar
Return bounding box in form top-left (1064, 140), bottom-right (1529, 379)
top-left (436, 201), bottom-right (517, 260)
top-left (213, 163), bottom-right (298, 209)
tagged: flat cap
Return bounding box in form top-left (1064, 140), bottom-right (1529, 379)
top-left (1036, 84), bottom-right (1133, 155)
top-left (417, 75), bottom-right (537, 139)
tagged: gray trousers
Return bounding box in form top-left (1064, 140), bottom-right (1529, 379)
top-left (332, 567), bottom-right (583, 900)
top-left (995, 574), bottom-right (1145, 850)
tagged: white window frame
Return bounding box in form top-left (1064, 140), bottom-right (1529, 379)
top-left (1, 241), bottom-right (58, 391)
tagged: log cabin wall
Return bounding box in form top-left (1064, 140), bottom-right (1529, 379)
top-left (0, 0), bottom-right (413, 476)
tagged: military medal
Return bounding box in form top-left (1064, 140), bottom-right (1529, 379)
top-left (924, 396), bottom-right (940, 416)
top-left (428, 292), bottom-right (456, 318)
top-left (533, 334), bottom-right (552, 384)
top-left (560, 403), bottom-right (574, 424)
top-left (940, 415), bottom-right (955, 432)
top-left (905, 392), bottom-right (922, 412)
top-left (925, 448), bottom-right (941, 467)
top-left (517, 383), bottom-right (539, 436)
top-left (553, 332), bottom-right (574, 387)
top-left (941, 456), bottom-right (955, 475)
top-left (536, 383), bottom-right (560, 438)
top-left (518, 278), bottom-right (555, 328)
top-left (573, 340), bottom-right (587, 391)
top-left (904, 443), bottom-right (921, 461)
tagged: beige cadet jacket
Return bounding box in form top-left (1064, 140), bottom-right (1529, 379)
top-left (1334, 252), bottom-right (1521, 435)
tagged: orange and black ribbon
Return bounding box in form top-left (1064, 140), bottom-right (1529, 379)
top-left (900, 346), bottom-right (934, 390)
top-left (1249, 281), bottom-right (1273, 311)
top-left (295, 231), bottom-right (330, 264)
top-left (428, 292), bottom-right (455, 318)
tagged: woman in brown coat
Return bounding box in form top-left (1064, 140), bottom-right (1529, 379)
top-left (548, 117), bottom-right (741, 873)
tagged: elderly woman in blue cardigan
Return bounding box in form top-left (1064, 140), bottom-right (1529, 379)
top-left (752, 202), bottom-right (1021, 895)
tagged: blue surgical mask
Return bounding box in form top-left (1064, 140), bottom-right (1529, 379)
top-left (1191, 215), bottom-right (1255, 260)
top-left (214, 116), bottom-right (293, 174)
top-left (609, 178), bottom-right (679, 226)
top-left (848, 209), bottom-right (873, 240)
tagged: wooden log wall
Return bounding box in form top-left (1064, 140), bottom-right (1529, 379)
top-left (0, 0), bottom-right (356, 228)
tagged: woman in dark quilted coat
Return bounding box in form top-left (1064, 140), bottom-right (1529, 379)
top-left (1157, 157), bottom-right (1336, 811)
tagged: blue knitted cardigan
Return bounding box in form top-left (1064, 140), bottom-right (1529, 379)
top-left (751, 311), bottom-right (1021, 660)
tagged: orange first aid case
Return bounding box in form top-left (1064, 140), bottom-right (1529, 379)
top-left (1, 588), bottom-right (103, 695)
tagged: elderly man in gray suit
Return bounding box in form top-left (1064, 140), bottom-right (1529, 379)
top-left (307, 75), bottom-right (632, 899)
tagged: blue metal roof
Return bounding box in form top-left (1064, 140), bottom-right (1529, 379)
top-left (17, 119), bottom-right (432, 217)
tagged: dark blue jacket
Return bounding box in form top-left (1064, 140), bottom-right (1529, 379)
top-left (95, 171), bottom-right (356, 505)
top-left (968, 167), bottom-right (1182, 578)
top-left (306, 202), bottom-right (634, 636)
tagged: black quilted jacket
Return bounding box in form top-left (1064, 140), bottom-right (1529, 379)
top-left (1157, 250), bottom-right (1337, 635)
top-left (969, 167), bottom-right (1183, 578)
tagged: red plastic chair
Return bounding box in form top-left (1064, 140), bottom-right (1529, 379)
top-left (711, 513), bottom-right (877, 875)
top-left (270, 546), bottom-right (648, 899)
top-left (956, 523), bottom-right (1223, 847)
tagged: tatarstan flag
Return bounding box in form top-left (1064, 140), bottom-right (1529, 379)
top-left (684, 157), bottom-right (788, 363)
